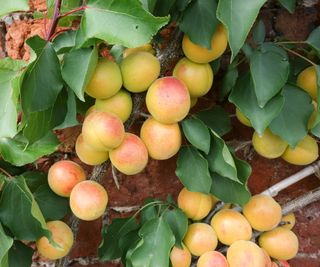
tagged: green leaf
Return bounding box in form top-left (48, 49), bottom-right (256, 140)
top-left (311, 65), bottom-right (320, 135)
top-left (21, 36), bottom-right (63, 114)
top-left (195, 106), bottom-right (231, 136)
top-left (21, 171), bottom-right (47, 192)
top-left (0, 0), bottom-right (29, 17)
top-left (75, 0), bottom-right (169, 48)
top-left (219, 62), bottom-right (239, 100)
top-left (250, 45), bottom-right (289, 107)
top-left (8, 241), bottom-right (33, 267)
top-left (181, 118), bottom-right (210, 154)
top-left (217, 0), bottom-right (266, 61)
top-left (229, 73), bottom-right (284, 135)
top-left (269, 85), bottom-right (313, 148)
top-left (253, 20), bottom-right (265, 45)
top-left (278, 0), bottom-right (296, 13)
top-left (0, 224), bottom-right (13, 267)
top-left (306, 26), bottom-right (320, 56)
top-left (179, 0), bottom-right (218, 49)
top-left (140, 199), bottom-right (159, 225)
top-left (129, 217), bottom-right (175, 267)
top-left (110, 45), bottom-right (125, 64)
top-left (139, 0), bottom-right (157, 12)
top-left (175, 146), bottom-right (212, 194)
top-left (0, 132), bottom-right (59, 167)
top-left (52, 30), bottom-right (77, 54)
top-left (153, 0), bottom-right (176, 16)
top-left (162, 208), bottom-right (188, 247)
top-left (120, 229), bottom-right (141, 265)
top-left (288, 56), bottom-right (310, 83)
top-left (62, 47), bottom-right (98, 101)
top-left (0, 176), bottom-right (50, 241)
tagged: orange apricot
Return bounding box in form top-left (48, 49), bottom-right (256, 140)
top-left (170, 245), bottom-right (192, 267)
top-left (296, 66), bottom-right (317, 101)
top-left (197, 251), bottom-right (229, 267)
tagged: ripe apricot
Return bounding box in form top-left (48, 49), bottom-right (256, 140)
top-left (146, 77), bottom-right (190, 124)
top-left (48, 160), bottom-right (86, 197)
top-left (123, 43), bottom-right (155, 58)
top-left (182, 25), bottom-right (228, 63)
top-left (252, 129), bottom-right (288, 159)
top-left (243, 194), bottom-right (282, 232)
top-left (236, 108), bottom-right (252, 127)
top-left (183, 223), bottom-right (218, 256)
top-left (261, 248), bottom-right (272, 267)
top-left (190, 97), bottom-right (198, 108)
top-left (109, 133), bottom-right (148, 175)
top-left (140, 117), bottom-right (181, 160)
top-left (85, 58), bottom-right (122, 99)
top-left (173, 57), bottom-right (213, 98)
top-left (259, 227), bottom-right (299, 260)
top-left (281, 134), bottom-right (318, 165)
top-left (95, 90), bottom-right (133, 122)
top-left (120, 51), bottom-right (160, 93)
top-left (36, 220), bottom-right (73, 260)
top-left (280, 213), bottom-right (296, 230)
top-left (210, 209), bottom-right (252, 245)
top-left (197, 251), bottom-right (229, 267)
top-left (75, 134), bottom-right (109, 166)
top-left (296, 66), bottom-right (317, 100)
top-left (82, 111), bottom-right (125, 151)
top-left (69, 180), bottom-right (108, 221)
top-left (277, 260), bottom-right (290, 267)
top-left (227, 240), bottom-right (266, 267)
top-left (170, 245), bottom-right (192, 267)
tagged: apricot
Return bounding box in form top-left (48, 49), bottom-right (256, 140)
top-left (120, 51), bottom-right (160, 92)
top-left (109, 133), bottom-right (148, 175)
top-left (140, 117), bottom-right (181, 160)
top-left (36, 220), bottom-right (73, 260)
top-left (307, 100), bottom-right (317, 129)
top-left (173, 57), bottom-right (213, 98)
top-left (197, 251), bottom-right (229, 267)
top-left (85, 105), bottom-right (96, 117)
top-left (69, 180), bottom-right (108, 221)
top-left (95, 90), bottom-right (133, 122)
top-left (243, 194), bottom-right (282, 232)
top-left (280, 213), bottom-right (296, 230)
top-left (236, 108), bottom-right (252, 127)
top-left (75, 134), bottom-right (109, 166)
top-left (210, 209), bottom-right (252, 245)
top-left (277, 260), bottom-right (290, 267)
top-left (123, 43), bottom-right (155, 58)
top-left (82, 111), bottom-right (125, 151)
top-left (190, 97), bottom-right (198, 108)
top-left (252, 129), bottom-right (288, 159)
top-left (281, 134), bottom-right (318, 165)
top-left (85, 58), bottom-right (122, 99)
top-left (296, 66), bottom-right (317, 100)
top-left (183, 223), bottom-right (218, 256)
top-left (170, 245), bottom-right (192, 267)
top-left (259, 227), bottom-right (299, 260)
top-left (227, 240), bottom-right (266, 267)
top-left (48, 160), bottom-right (86, 197)
top-left (146, 77), bottom-right (190, 124)
top-left (261, 248), bottom-right (272, 267)
top-left (182, 25), bottom-right (228, 63)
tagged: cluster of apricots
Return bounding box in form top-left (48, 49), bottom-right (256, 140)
top-left (171, 187), bottom-right (297, 267)
top-left (236, 66), bottom-right (319, 165)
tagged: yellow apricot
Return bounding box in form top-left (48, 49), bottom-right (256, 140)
top-left (190, 97), bottom-right (198, 108)
top-left (85, 58), bottom-right (122, 99)
top-left (259, 227), bottom-right (299, 260)
top-left (170, 245), bottom-right (192, 267)
top-left (261, 248), bottom-right (273, 267)
top-left (280, 213), bottom-right (296, 230)
top-left (281, 134), bottom-right (318, 165)
top-left (85, 105), bottom-right (96, 117)
top-left (177, 187), bottom-right (213, 220)
top-left (123, 43), bottom-right (155, 58)
top-left (296, 66), bottom-right (317, 101)
top-left (236, 108), bottom-right (252, 127)
top-left (197, 251), bottom-right (229, 267)
top-left (36, 220), bottom-right (73, 260)
top-left (182, 25), bottom-right (228, 63)
top-left (243, 194), bottom-right (282, 232)
top-left (140, 117), bottom-right (181, 160)
top-left (252, 129), bottom-right (288, 159)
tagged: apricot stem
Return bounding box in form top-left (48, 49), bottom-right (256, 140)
top-left (111, 164), bottom-right (120, 189)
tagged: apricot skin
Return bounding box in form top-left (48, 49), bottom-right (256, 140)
top-left (236, 108), bottom-right (252, 127)
top-left (85, 58), bottom-right (122, 99)
top-left (259, 227), bottom-right (299, 260)
top-left (123, 43), bottom-right (155, 58)
top-left (197, 251), bottom-right (229, 267)
top-left (280, 213), bottom-right (296, 230)
top-left (146, 77), bottom-right (191, 124)
top-left (182, 25), bottom-right (228, 63)
top-left (109, 133), bottom-right (148, 175)
top-left (140, 117), bottom-right (181, 160)
top-left (173, 57), bottom-right (214, 98)
top-left (210, 209), bottom-right (252, 245)
top-left (296, 66), bottom-right (317, 100)
top-left (183, 223), bottom-right (218, 257)
top-left (170, 245), bottom-right (192, 267)
top-left (75, 134), bottom-right (109, 166)
top-left (95, 90), bottom-right (133, 122)
top-left (48, 160), bottom-right (86, 197)
top-left (120, 51), bottom-right (160, 93)
top-left (36, 220), bottom-right (73, 260)
top-left (243, 194), bottom-right (282, 232)
top-left (69, 180), bottom-right (108, 221)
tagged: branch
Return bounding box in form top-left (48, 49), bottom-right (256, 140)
top-left (46, 0), bottom-right (62, 41)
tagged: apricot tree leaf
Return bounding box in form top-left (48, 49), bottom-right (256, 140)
top-left (8, 241), bottom-right (33, 267)
top-left (310, 65), bottom-right (320, 137)
top-left (0, 0), bottom-right (29, 17)
top-left (306, 26), bottom-right (320, 56)
top-left (0, 224), bottom-right (13, 267)
top-left (278, 0), bottom-right (296, 13)
top-left (52, 30), bottom-right (77, 54)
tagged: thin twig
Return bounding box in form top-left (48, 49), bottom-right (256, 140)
top-left (279, 45), bottom-right (316, 66)
top-left (111, 164), bottom-right (120, 190)
top-left (0, 167), bottom-right (13, 178)
top-left (46, 0), bottom-right (62, 41)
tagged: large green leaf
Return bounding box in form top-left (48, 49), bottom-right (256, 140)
top-left (229, 73), bottom-right (284, 135)
top-left (270, 85), bottom-right (313, 148)
top-left (153, 0), bottom-right (176, 16)
top-left (0, 132), bottom-right (59, 167)
top-left (52, 30), bottom-right (77, 54)
top-left (76, 0), bottom-right (169, 48)
top-left (278, 0), bottom-right (296, 13)
top-left (0, 0), bottom-right (29, 17)
top-left (252, 20), bottom-right (266, 45)
top-left (175, 146), bottom-right (212, 194)
top-left (311, 65), bottom-right (320, 136)
top-left (179, 0), bottom-right (218, 49)
top-left (219, 62), bottom-right (239, 100)
top-left (306, 26), bottom-right (320, 56)
top-left (129, 217), bottom-right (175, 267)
top-left (216, 0), bottom-right (266, 61)
top-left (21, 171), bottom-right (47, 192)
top-left (0, 224), bottom-right (13, 267)
top-left (62, 47), bottom-right (98, 101)
top-left (8, 241), bottom-right (33, 267)
top-left (0, 176), bottom-right (50, 241)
